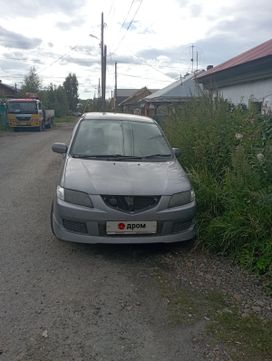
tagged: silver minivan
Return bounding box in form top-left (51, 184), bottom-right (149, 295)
top-left (51, 112), bottom-right (196, 244)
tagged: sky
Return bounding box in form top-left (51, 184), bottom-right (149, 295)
top-left (0, 0), bottom-right (271, 99)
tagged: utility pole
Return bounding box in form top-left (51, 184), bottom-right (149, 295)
top-left (101, 12), bottom-right (105, 111)
top-left (114, 62), bottom-right (117, 112)
top-left (191, 44), bottom-right (194, 72)
top-left (98, 78), bottom-right (101, 98)
top-left (103, 44), bottom-right (107, 110)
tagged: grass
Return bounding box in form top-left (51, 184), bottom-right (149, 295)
top-left (153, 267), bottom-right (272, 361)
top-left (163, 96), bottom-right (272, 282)
top-left (208, 311), bottom-right (272, 361)
top-left (153, 269), bottom-right (228, 325)
top-left (54, 115), bottom-right (77, 124)
top-left (168, 289), bottom-right (228, 325)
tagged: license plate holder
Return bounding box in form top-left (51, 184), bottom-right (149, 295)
top-left (106, 221), bottom-right (157, 234)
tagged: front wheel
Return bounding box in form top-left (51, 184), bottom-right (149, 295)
top-left (47, 118), bottom-right (54, 129)
top-left (37, 120), bottom-right (45, 132)
top-left (50, 202), bottom-right (56, 236)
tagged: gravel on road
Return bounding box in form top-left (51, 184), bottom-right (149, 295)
top-left (0, 124), bottom-right (271, 361)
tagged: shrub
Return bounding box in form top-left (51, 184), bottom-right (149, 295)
top-left (164, 96), bottom-right (272, 279)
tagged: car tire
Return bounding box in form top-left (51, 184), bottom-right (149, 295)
top-left (50, 202), bottom-right (56, 236)
top-left (48, 118), bottom-right (54, 129)
top-left (37, 120), bottom-right (45, 131)
top-left (45, 118), bottom-right (52, 129)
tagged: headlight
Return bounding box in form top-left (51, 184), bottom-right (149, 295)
top-left (56, 186), bottom-right (93, 207)
top-left (56, 185), bottom-right (65, 200)
top-left (168, 190), bottom-right (195, 208)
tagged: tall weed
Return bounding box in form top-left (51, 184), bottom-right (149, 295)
top-left (164, 96), bottom-right (272, 279)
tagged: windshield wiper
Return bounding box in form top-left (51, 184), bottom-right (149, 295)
top-left (71, 154), bottom-right (172, 160)
top-left (71, 154), bottom-right (98, 159)
top-left (140, 153), bottom-right (172, 159)
top-left (71, 154), bottom-right (142, 160)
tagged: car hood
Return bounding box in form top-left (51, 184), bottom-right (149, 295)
top-left (61, 157), bottom-right (191, 196)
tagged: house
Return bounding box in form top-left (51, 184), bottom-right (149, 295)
top-left (118, 87), bottom-right (155, 114)
top-left (197, 39), bottom-right (272, 113)
top-left (115, 89), bottom-right (140, 110)
top-left (0, 80), bottom-right (17, 98)
top-left (143, 73), bottom-right (203, 122)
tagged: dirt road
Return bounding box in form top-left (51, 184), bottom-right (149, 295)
top-left (1, 124), bottom-right (271, 361)
top-left (0, 124), bottom-right (205, 361)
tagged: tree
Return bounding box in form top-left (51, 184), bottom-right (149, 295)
top-left (39, 84), bottom-right (69, 117)
top-left (20, 67), bottom-right (41, 95)
top-left (54, 85), bottom-right (69, 117)
top-left (63, 73), bottom-right (79, 112)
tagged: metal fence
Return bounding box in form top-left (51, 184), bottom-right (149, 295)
top-left (0, 103), bottom-right (7, 128)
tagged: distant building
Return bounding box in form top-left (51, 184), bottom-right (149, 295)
top-left (143, 73), bottom-right (203, 122)
top-left (115, 89), bottom-right (141, 110)
top-left (0, 80), bottom-right (17, 98)
top-left (197, 38), bottom-right (272, 114)
top-left (119, 87), bottom-right (155, 114)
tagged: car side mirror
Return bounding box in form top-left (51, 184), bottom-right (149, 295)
top-left (52, 143), bottom-right (68, 154)
top-left (172, 147), bottom-right (181, 157)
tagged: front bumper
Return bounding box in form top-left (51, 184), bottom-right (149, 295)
top-left (52, 195), bottom-right (196, 244)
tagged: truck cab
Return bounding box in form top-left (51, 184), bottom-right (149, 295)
top-left (7, 98), bottom-right (54, 131)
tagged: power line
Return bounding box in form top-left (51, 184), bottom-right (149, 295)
top-left (37, 45), bottom-right (77, 74)
top-left (125, 0), bottom-right (143, 32)
top-left (107, 0), bottom-right (115, 17)
top-left (119, 0), bottom-right (136, 30)
top-left (0, 75), bottom-right (24, 79)
top-left (109, 46), bottom-right (174, 80)
top-left (117, 71), bottom-right (172, 82)
top-left (0, 74), bottom-right (92, 80)
top-left (0, 56), bottom-right (28, 61)
top-left (107, 65), bottom-right (173, 83)
top-left (112, 0), bottom-right (143, 53)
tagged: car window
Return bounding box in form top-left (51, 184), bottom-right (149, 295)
top-left (70, 119), bottom-right (172, 159)
top-left (130, 121), bottom-right (170, 157)
top-left (7, 101), bottom-right (38, 114)
top-left (71, 120), bottom-right (124, 156)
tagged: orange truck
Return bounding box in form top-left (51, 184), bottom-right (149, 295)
top-left (7, 97), bottom-right (55, 131)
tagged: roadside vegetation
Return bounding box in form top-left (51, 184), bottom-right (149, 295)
top-left (54, 115), bottom-right (78, 124)
top-left (0, 68), bottom-right (86, 131)
top-left (153, 266), bottom-right (272, 361)
top-left (163, 96), bottom-right (272, 288)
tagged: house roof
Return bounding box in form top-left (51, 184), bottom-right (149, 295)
top-left (119, 87), bottom-right (152, 106)
top-left (116, 89), bottom-right (140, 97)
top-left (0, 81), bottom-right (17, 92)
top-left (198, 38), bottom-right (272, 78)
top-left (144, 73), bottom-right (203, 103)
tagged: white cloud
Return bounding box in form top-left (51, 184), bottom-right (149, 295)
top-left (0, 0), bottom-right (271, 98)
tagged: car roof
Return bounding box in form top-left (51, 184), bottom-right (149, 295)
top-left (82, 112), bottom-right (155, 123)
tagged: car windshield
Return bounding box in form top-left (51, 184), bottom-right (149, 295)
top-left (7, 101), bottom-right (38, 114)
top-left (70, 119), bottom-right (172, 160)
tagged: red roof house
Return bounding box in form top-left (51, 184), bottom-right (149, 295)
top-left (197, 39), bottom-right (272, 112)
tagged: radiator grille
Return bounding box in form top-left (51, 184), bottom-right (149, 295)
top-left (102, 195), bottom-right (160, 213)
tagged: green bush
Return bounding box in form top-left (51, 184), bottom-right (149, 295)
top-left (164, 96), bottom-right (272, 279)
